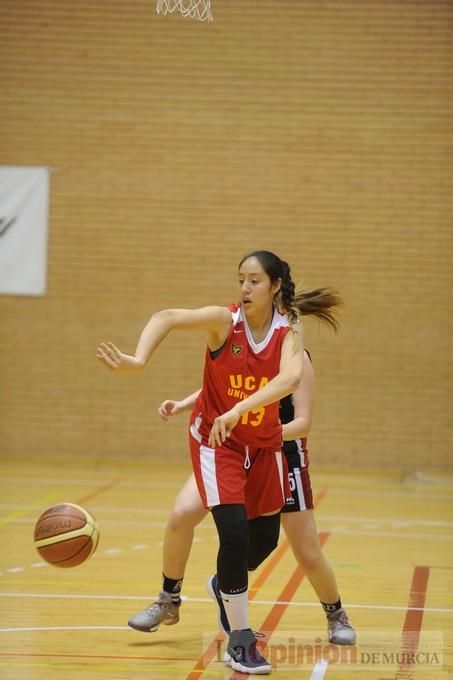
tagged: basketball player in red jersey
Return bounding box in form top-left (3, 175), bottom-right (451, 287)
top-left (127, 355), bottom-right (356, 650)
top-left (97, 251), bottom-right (337, 674)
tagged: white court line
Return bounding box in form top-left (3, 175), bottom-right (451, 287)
top-left (329, 488), bottom-right (453, 501)
top-left (310, 659), bottom-right (329, 679)
top-left (0, 592), bottom-right (156, 601)
top-left (0, 518), bottom-right (170, 528)
top-left (2, 501), bottom-right (453, 528)
top-left (3, 501), bottom-right (453, 525)
top-left (317, 529), bottom-right (453, 541)
top-left (0, 503), bottom-right (168, 515)
top-left (0, 477), bottom-right (183, 489)
top-left (1, 517), bottom-right (451, 540)
top-left (0, 592), bottom-right (451, 614)
top-left (0, 518), bottom-right (217, 532)
top-left (318, 516), bottom-right (453, 528)
top-left (1, 477), bottom-right (452, 499)
top-left (0, 503), bottom-right (171, 516)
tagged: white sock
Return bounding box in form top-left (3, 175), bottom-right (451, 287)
top-left (220, 589), bottom-right (249, 631)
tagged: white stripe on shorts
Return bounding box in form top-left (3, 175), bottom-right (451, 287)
top-left (200, 445), bottom-right (220, 507)
top-left (296, 438), bottom-right (306, 468)
top-left (275, 450), bottom-right (285, 503)
top-left (189, 416), bottom-right (202, 444)
top-left (294, 467), bottom-right (307, 511)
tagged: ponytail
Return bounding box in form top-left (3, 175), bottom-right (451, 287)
top-left (239, 250), bottom-right (342, 335)
top-left (278, 261), bottom-right (342, 334)
top-left (294, 287), bottom-right (342, 333)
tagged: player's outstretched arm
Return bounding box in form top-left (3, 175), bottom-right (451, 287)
top-left (96, 342), bottom-right (144, 371)
top-left (96, 306), bottom-right (231, 373)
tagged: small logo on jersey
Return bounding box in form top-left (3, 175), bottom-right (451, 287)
top-left (231, 343), bottom-right (243, 356)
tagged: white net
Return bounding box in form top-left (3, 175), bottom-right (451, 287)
top-left (156, 0), bottom-right (213, 22)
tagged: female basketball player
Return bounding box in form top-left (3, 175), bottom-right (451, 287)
top-left (127, 353), bottom-right (356, 648)
top-left (97, 250), bottom-right (341, 673)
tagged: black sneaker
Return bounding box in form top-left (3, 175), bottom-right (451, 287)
top-left (227, 628), bottom-right (271, 675)
top-left (206, 574), bottom-right (231, 635)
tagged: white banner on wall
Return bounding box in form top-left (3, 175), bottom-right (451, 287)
top-left (0, 166), bottom-right (50, 296)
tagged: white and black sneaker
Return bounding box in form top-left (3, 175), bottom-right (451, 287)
top-left (227, 628), bottom-right (271, 675)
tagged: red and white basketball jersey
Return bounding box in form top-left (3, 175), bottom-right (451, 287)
top-left (195, 303), bottom-right (291, 450)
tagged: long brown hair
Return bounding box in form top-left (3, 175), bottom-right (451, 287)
top-left (294, 287), bottom-right (342, 332)
top-left (239, 250), bottom-right (342, 333)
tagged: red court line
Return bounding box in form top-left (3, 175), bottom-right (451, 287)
top-left (394, 565), bottom-right (430, 680)
top-left (184, 488), bottom-right (329, 680)
top-left (77, 478), bottom-right (120, 505)
top-left (248, 539), bottom-right (291, 599)
top-left (229, 532), bottom-right (330, 680)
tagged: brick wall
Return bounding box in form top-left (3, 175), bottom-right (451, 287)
top-left (1, 0), bottom-right (452, 471)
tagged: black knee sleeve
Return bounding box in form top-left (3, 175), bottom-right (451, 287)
top-left (211, 504), bottom-right (249, 594)
top-left (247, 513), bottom-right (281, 571)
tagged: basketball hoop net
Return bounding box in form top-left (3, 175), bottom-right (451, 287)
top-left (156, 0), bottom-right (213, 22)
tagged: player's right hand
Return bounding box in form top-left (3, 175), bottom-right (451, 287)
top-left (96, 342), bottom-right (144, 372)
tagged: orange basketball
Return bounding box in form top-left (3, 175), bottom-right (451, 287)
top-left (34, 503), bottom-right (99, 568)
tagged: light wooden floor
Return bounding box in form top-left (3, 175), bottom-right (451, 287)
top-left (1, 458), bottom-right (452, 680)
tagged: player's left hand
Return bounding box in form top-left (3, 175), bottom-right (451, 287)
top-left (208, 407), bottom-right (241, 448)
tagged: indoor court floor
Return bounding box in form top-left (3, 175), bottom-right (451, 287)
top-left (1, 458), bottom-right (452, 679)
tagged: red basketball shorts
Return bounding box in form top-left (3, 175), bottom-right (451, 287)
top-left (189, 421), bottom-right (289, 520)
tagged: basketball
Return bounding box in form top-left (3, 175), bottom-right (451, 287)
top-left (33, 503), bottom-right (100, 568)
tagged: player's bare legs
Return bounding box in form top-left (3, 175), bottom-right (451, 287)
top-left (282, 510), bottom-right (339, 602)
top-left (163, 474), bottom-right (208, 579)
top-left (128, 475), bottom-right (206, 632)
top-left (282, 510), bottom-right (356, 644)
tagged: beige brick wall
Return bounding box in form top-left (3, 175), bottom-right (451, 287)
top-left (1, 0), bottom-right (452, 471)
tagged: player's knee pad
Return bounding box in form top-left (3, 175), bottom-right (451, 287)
top-left (211, 504), bottom-right (249, 594)
top-left (211, 503), bottom-right (249, 550)
top-left (247, 513), bottom-right (281, 571)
